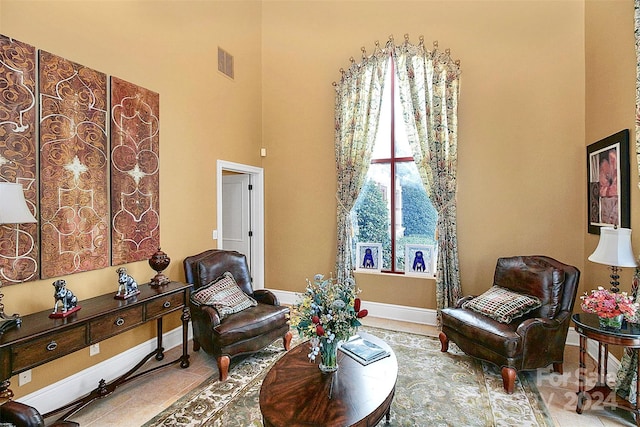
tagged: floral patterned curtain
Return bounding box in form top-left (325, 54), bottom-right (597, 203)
top-left (334, 46), bottom-right (389, 281)
top-left (616, 266), bottom-right (640, 404)
top-left (615, 0), bottom-right (640, 403)
top-left (393, 36), bottom-right (462, 313)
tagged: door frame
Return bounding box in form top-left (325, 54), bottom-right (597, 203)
top-left (216, 160), bottom-right (265, 289)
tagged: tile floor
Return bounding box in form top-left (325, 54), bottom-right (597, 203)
top-left (59, 317), bottom-right (636, 426)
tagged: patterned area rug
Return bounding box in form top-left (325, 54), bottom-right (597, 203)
top-left (144, 327), bottom-right (553, 427)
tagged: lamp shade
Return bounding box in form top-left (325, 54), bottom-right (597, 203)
top-left (588, 226), bottom-right (638, 268)
top-left (0, 182), bottom-right (37, 224)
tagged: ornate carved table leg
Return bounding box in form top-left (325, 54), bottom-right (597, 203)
top-left (180, 306), bottom-right (191, 368)
top-left (577, 335), bottom-right (586, 414)
top-left (155, 318), bottom-right (165, 361)
top-left (0, 379), bottom-right (13, 400)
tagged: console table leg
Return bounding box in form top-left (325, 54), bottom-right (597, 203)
top-left (155, 318), bottom-right (165, 361)
top-left (0, 379), bottom-right (13, 400)
top-left (180, 306), bottom-right (190, 368)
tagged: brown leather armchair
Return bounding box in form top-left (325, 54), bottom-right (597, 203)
top-left (183, 249), bottom-right (292, 381)
top-left (0, 400), bottom-right (79, 427)
top-left (439, 255), bottom-right (580, 394)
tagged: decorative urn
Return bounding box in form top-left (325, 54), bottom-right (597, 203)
top-left (149, 248), bottom-right (171, 286)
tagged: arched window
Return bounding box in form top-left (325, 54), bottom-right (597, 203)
top-left (335, 36), bottom-right (462, 312)
top-left (352, 57), bottom-right (437, 274)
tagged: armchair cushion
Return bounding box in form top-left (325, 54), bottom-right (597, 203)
top-left (462, 285), bottom-right (541, 323)
top-left (191, 272), bottom-right (257, 319)
top-left (494, 256), bottom-right (566, 318)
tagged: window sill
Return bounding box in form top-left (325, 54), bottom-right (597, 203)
top-left (354, 270), bottom-right (436, 281)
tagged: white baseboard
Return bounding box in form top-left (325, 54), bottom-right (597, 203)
top-left (18, 324), bottom-right (192, 415)
top-left (273, 289), bottom-right (438, 325)
top-left (275, 289), bottom-right (620, 373)
top-left (17, 292), bottom-right (620, 414)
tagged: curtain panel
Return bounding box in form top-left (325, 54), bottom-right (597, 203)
top-left (334, 47), bottom-right (388, 281)
top-left (393, 37), bottom-right (462, 313)
top-left (616, 0), bottom-right (640, 404)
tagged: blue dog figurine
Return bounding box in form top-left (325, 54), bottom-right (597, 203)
top-left (116, 267), bottom-right (140, 299)
top-left (52, 279), bottom-right (78, 315)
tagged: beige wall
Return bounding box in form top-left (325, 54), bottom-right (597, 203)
top-left (0, 0), bottom-right (626, 401)
top-left (585, 0), bottom-right (637, 296)
top-left (0, 0), bottom-right (263, 398)
top-left (262, 0), bottom-right (586, 304)
top-left (584, 0), bottom-right (636, 360)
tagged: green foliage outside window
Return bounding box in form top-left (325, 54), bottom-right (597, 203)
top-left (354, 179), bottom-right (437, 271)
top-left (354, 180), bottom-right (391, 268)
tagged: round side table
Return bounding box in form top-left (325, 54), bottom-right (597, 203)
top-left (572, 313), bottom-right (640, 426)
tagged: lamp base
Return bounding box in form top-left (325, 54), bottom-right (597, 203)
top-left (0, 280), bottom-right (21, 334)
top-left (0, 314), bottom-right (21, 335)
top-left (610, 266), bottom-right (622, 293)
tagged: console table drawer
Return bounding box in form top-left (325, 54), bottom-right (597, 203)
top-left (90, 306), bottom-right (143, 342)
top-left (12, 327), bottom-right (86, 372)
top-left (146, 292), bottom-right (183, 319)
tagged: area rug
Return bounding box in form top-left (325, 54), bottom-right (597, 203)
top-left (144, 327), bottom-right (553, 427)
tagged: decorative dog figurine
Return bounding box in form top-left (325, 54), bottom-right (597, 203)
top-left (50, 279), bottom-right (80, 318)
top-left (115, 267), bottom-right (140, 300)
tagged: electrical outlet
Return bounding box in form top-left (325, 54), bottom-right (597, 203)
top-left (19, 370), bottom-right (31, 386)
top-left (90, 343), bottom-right (100, 356)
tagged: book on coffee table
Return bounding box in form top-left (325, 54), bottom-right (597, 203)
top-left (339, 336), bottom-right (390, 365)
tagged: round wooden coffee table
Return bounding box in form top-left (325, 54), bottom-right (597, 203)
top-left (259, 332), bottom-right (397, 427)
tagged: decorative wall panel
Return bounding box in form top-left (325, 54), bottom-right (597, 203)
top-left (0, 35), bottom-right (39, 284)
top-left (110, 77), bottom-right (160, 265)
top-left (39, 51), bottom-right (109, 279)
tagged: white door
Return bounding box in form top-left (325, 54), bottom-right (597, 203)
top-left (222, 173), bottom-right (251, 261)
top-left (217, 160), bottom-right (264, 289)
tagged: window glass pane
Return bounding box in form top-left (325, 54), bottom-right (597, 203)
top-left (371, 64), bottom-right (392, 160)
top-left (394, 162), bottom-right (437, 271)
top-left (353, 163), bottom-right (391, 270)
top-left (394, 76), bottom-right (413, 158)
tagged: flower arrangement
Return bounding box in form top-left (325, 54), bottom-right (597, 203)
top-left (580, 286), bottom-right (638, 320)
top-left (290, 274), bottom-right (368, 369)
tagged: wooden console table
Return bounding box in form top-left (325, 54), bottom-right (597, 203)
top-left (0, 281), bottom-right (191, 423)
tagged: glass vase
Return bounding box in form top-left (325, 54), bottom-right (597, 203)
top-left (598, 314), bottom-right (624, 330)
top-left (319, 337), bottom-right (339, 373)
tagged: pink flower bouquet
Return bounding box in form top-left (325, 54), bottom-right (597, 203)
top-left (580, 286), bottom-right (638, 320)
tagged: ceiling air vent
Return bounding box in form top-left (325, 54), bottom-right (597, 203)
top-left (218, 47), bottom-right (234, 80)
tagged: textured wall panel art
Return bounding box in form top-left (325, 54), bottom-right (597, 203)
top-left (0, 35), bottom-right (39, 284)
top-left (110, 77), bottom-right (160, 265)
top-left (39, 50), bottom-right (109, 279)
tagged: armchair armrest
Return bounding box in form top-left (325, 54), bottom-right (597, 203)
top-left (197, 305), bottom-right (222, 328)
top-left (516, 310), bottom-right (569, 337)
top-left (253, 289), bottom-right (280, 306)
top-left (455, 295), bottom-right (476, 308)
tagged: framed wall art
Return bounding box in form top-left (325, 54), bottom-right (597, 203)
top-left (405, 244), bottom-right (435, 277)
top-left (0, 35), bottom-right (39, 284)
top-left (587, 129), bottom-right (630, 234)
top-left (110, 76), bottom-right (160, 265)
top-left (39, 50), bottom-right (109, 278)
top-left (355, 242), bottom-right (382, 272)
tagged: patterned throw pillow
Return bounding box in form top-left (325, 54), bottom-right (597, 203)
top-left (191, 272), bottom-right (257, 319)
top-left (462, 286), bottom-right (541, 324)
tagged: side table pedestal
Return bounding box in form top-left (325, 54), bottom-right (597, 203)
top-left (573, 313), bottom-right (640, 426)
